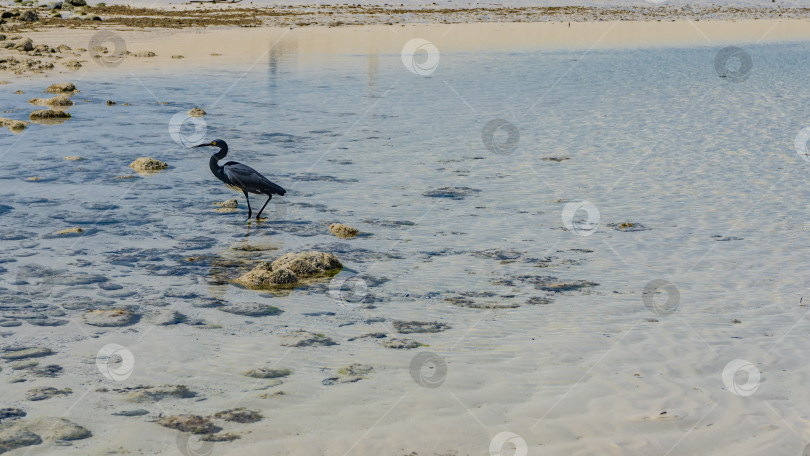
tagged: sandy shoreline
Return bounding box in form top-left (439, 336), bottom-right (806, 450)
top-left (0, 18), bottom-right (807, 80)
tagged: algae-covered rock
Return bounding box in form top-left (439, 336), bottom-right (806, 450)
top-left (62, 59), bottom-right (82, 69)
top-left (129, 157), bottom-right (167, 172)
top-left (212, 408), bottom-right (261, 423)
top-left (156, 415), bottom-right (215, 434)
top-left (56, 227), bottom-right (82, 235)
top-left (187, 107), bottom-right (205, 117)
top-left (26, 387), bottom-right (72, 401)
top-left (243, 367), bottom-right (290, 379)
top-left (29, 110), bottom-right (70, 120)
top-left (215, 199), bottom-right (237, 208)
top-left (1, 347), bottom-right (53, 360)
top-left (535, 280), bottom-right (598, 293)
top-left (201, 432), bottom-right (240, 441)
top-left (45, 82), bottom-right (76, 93)
top-left (271, 251), bottom-right (342, 276)
top-left (26, 417), bottom-right (90, 441)
top-left (322, 363), bottom-right (372, 385)
top-left (392, 321), bottom-right (450, 334)
top-left (0, 408), bottom-right (26, 422)
top-left (28, 95), bottom-right (73, 106)
top-left (234, 263), bottom-right (298, 289)
top-left (0, 117), bottom-right (27, 132)
top-left (329, 223), bottom-right (359, 239)
top-left (0, 427), bottom-right (41, 453)
top-left (121, 385), bottom-right (196, 403)
top-left (82, 309), bottom-right (136, 327)
top-left (280, 330), bottom-right (337, 347)
top-left (381, 338), bottom-right (423, 349)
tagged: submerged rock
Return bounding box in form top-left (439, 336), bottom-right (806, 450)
top-left (25, 417), bottom-right (90, 441)
top-left (129, 157), bottom-right (168, 172)
top-left (1, 347), bottom-right (53, 360)
top-left (0, 408), bottom-right (26, 422)
top-left (0, 428), bottom-right (41, 453)
top-left (422, 186), bottom-right (480, 200)
top-left (217, 303), bottom-right (281, 317)
top-left (156, 415), bottom-right (215, 434)
top-left (392, 321), bottom-right (450, 334)
top-left (45, 82), bottom-right (76, 93)
top-left (607, 222), bottom-right (650, 232)
top-left (280, 330), bottom-right (337, 347)
top-left (82, 309), bottom-right (137, 327)
top-left (30, 364), bottom-right (62, 377)
top-left (535, 280), bottom-right (598, 293)
top-left (212, 408), bottom-right (262, 423)
top-left (187, 107), bottom-right (205, 117)
top-left (120, 385), bottom-right (196, 403)
top-left (201, 432), bottom-right (240, 442)
top-left (380, 338), bottom-right (423, 349)
top-left (26, 387), bottom-right (71, 401)
top-left (243, 367), bottom-right (290, 379)
top-left (111, 409), bottom-right (149, 417)
top-left (329, 223), bottom-right (359, 238)
top-left (322, 363), bottom-right (372, 385)
top-left (152, 309), bottom-right (185, 325)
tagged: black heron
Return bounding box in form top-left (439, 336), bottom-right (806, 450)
top-left (194, 139), bottom-right (286, 220)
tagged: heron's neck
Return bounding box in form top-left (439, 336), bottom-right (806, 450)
top-left (209, 148), bottom-right (228, 181)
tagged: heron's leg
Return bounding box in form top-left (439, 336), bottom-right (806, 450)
top-left (242, 190), bottom-right (252, 219)
top-left (256, 195), bottom-right (272, 220)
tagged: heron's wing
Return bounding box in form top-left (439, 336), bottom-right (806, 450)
top-left (222, 162), bottom-right (286, 196)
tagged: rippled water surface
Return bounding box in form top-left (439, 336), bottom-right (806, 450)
top-left (3, 39), bottom-right (810, 455)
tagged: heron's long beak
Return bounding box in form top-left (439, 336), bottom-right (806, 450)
top-left (193, 143), bottom-right (212, 148)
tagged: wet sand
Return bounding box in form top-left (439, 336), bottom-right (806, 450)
top-left (6, 18), bottom-right (810, 78)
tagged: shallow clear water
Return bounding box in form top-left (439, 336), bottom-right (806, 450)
top-left (4, 39), bottom-right (810, 454)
